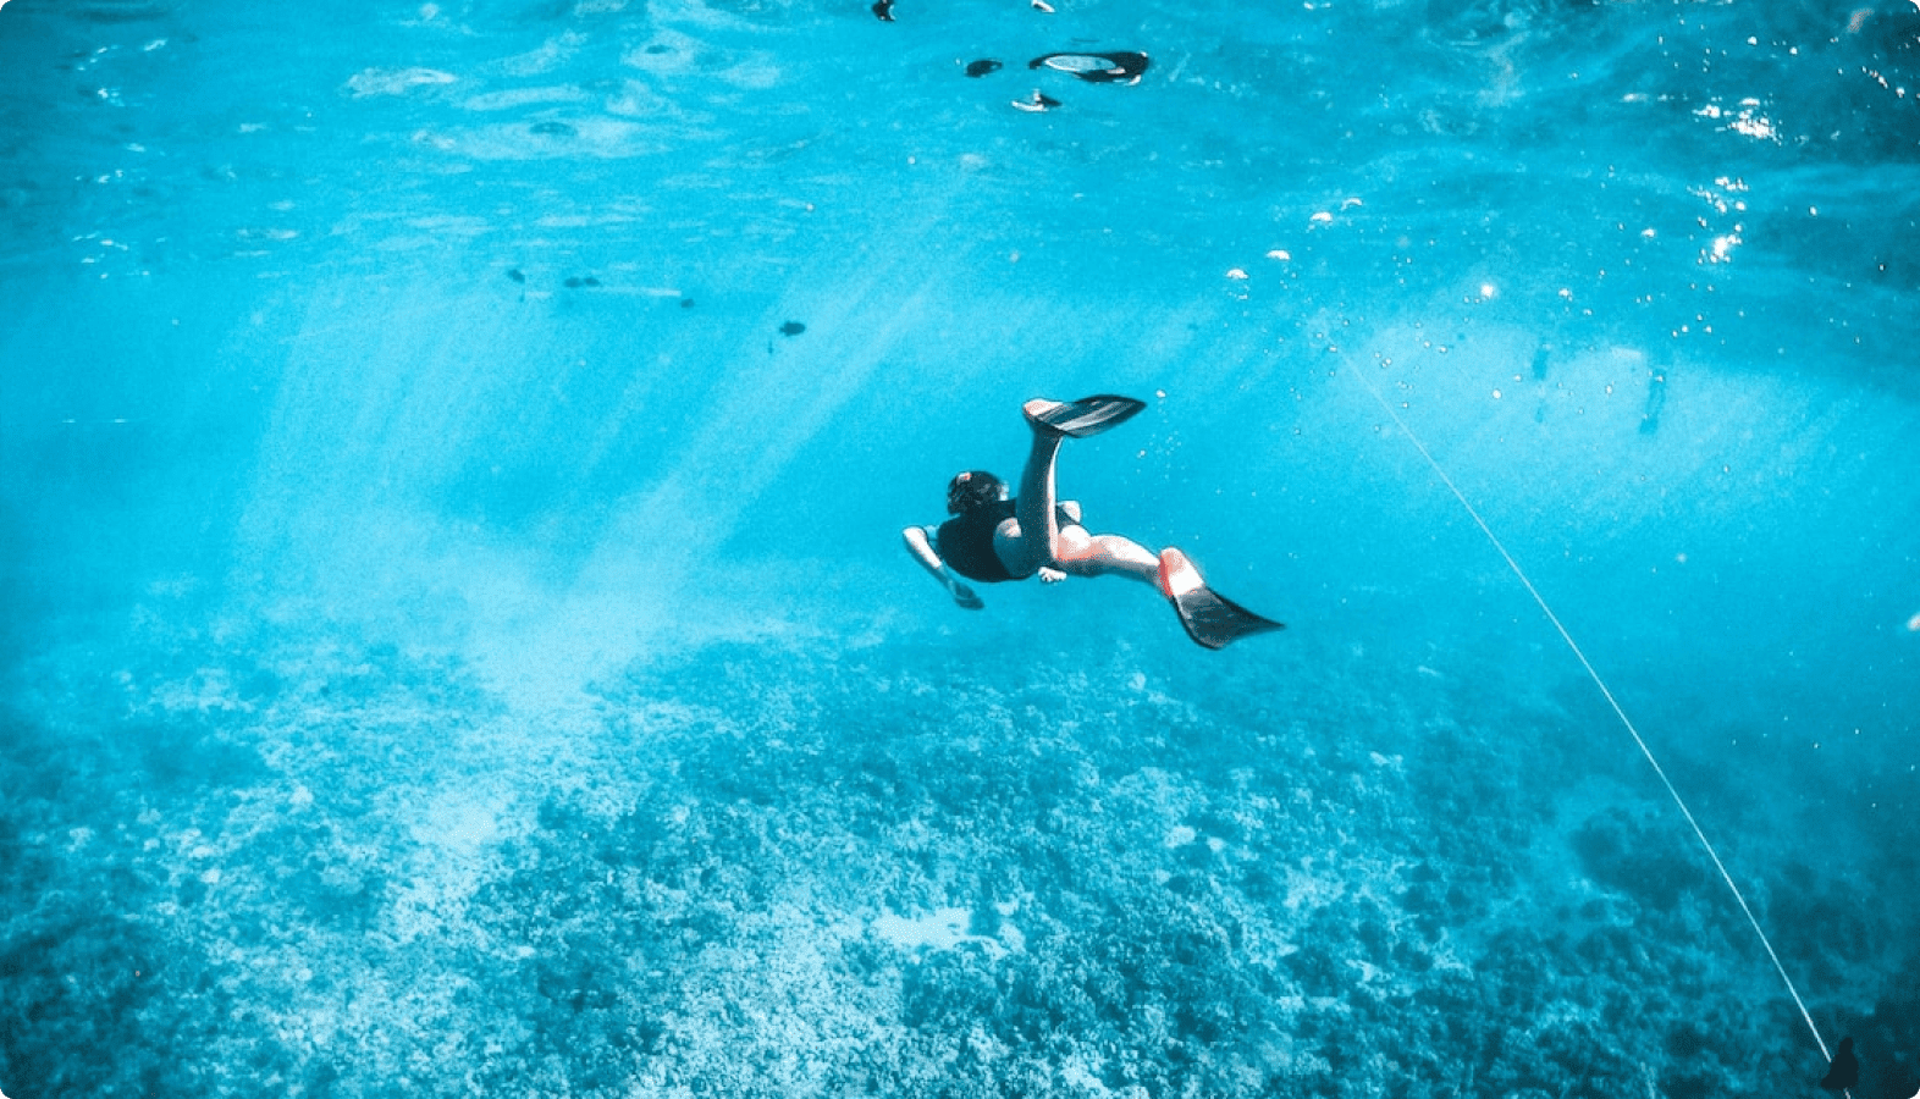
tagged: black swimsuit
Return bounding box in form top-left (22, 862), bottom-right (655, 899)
top-left (936, 499), bottom-right (1080, 583)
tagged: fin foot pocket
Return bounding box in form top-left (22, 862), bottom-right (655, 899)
top-left (1159, 548), bottom-right (1284, 650)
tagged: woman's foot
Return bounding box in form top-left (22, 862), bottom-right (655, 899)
top-left (1157, 547), bottom-right (1205, 598)
top-left (1023, 397), bottom-right (1070, 433)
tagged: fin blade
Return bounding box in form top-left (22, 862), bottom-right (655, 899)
top-left (1028, 394), bottom-right (1147, 438)
top-left (1171, 587), bottom-right (1285, 650)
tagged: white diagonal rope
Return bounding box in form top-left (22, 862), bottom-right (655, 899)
top-left (1342, 361), bottom-right (1836, 1077)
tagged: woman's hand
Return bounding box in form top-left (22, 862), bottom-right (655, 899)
top-left (949, 580), bottom-right (985, 609)
top-left (1037, 567), bottom-right (1067, 584)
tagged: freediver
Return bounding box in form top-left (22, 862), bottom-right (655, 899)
top-left (901, 395), bottom-right (1284, 650)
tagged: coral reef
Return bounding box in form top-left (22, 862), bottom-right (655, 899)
top-left (0, 616), bottom-right (1907, 1097)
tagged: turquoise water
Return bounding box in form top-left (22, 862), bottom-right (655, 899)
top-left (3, 0), bottom-right (1918, 1094)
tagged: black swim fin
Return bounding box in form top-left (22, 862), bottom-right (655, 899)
top-left (1026, 394), bottom-right (1147, 438)
top-left (1159, 548), bottom-right (1285, 650)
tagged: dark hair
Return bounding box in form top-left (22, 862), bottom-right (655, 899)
top-left (946, 471), bottom-right (1005, 515)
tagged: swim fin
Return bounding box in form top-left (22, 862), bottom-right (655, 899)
top-left (1158, 547), bottom-right (1285, 650)
top-left (1025, 394), bottom-right (1147, 438)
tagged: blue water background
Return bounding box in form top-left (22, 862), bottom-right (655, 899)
top-left (3, 0), bottom-right (1918, 1094)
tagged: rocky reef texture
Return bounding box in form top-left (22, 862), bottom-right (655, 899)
top-left (1, 613), bottom-right (1908, 1098)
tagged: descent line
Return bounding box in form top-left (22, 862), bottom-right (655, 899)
top-left (1341, 360), bottom-right (1835, 1070)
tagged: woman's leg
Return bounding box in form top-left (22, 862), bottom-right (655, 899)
top-left (996, 399), bottom-right (1186, 590)
top-left (1054, 526), bottom-right (1162, 587)
top-left (994, 407), bottom-right (1068, 577)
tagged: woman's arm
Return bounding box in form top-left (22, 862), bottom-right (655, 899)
top-left (901, 526), bottom-right (985, 609)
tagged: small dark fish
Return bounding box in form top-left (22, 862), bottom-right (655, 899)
top-left (871, 0), bottom-right (894, 20)
top-left (530, 120), bottom-right (577, 136)
top-left (506, 268), bottom-right (525, 284)
top-left (680, 297), bottom-right (696, 308)
top-left (779, 320), bottom-right (806, 336)
top-left (563, 275), bottom-right (601, 288)
top-left (965, 58), bottom-right (1002, 77)
top-left (1820, 1037), bottom-right (1859, 1091)
top-left (1028, 50), bottom-right (1150, 84)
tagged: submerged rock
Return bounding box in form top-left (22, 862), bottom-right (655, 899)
top-left (1819, 1037), bottom-right (1858, 1090)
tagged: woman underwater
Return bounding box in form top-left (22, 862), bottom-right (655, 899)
top-left (901, 395), bottom-right (1283, 650)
